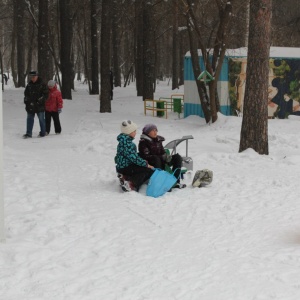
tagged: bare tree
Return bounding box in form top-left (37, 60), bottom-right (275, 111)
top-left (100, 0), bottom-right (112, 112)
top-left (182, 0), bottom-right (233, 123)
top-left (2, 0), bottom-right (299, 107)
top-left (11, 0), bottom-right (18, 87)
top-left (15, 0), bottom-right (26, 87)
top-left (38, 0), bottom-right (53, 82)
top-left (172, 0), bottom-right (179, 90)
top-left (186, 17), bottom-right (211, 123)
top-left (76, 0), bottom-right (92, 93)
top-left (239, 0), bottom-right (272, 155)
top-left (59, 0), bottom-right (73, 99)
top-left (90, 0), bottom-right (99, 94)
top-left (142, 0), bottom-right (155, 100)
top-left (111, 0), bottom-right (121, 87)
top-left (135, 1), bottom-right (144, 96)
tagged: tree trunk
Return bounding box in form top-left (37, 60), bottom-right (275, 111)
top-left (184, 0), bottom-right (232, 123)
top-left (26, 20), bottom-right (35, 76)
top-left (239, 0), bottom-right (272, 155)
top-left (172, 0), bottom-right (179, 90)
top-left (90, 0), bottom-right (99, 94)
top-left (178, 33), bottom-right (184, 86)
top-left (112, 0), bottom-right (121, 87)
top-left (38, 0), bottom-right (53, 83)
top-left (11, 2), bottom-right (18, 87)
top-left (142, 1), bottom-right (155, 100)
top-left (123, 31), bottom-right (132, 86)
top-left (100, 0), bottom-right (112, 113)
top-left (209, 1), bottom-right (232, 122)
top-left (59, 0), bottom-right (73, 100)
top-left (186, 20), bottom-right (211, 123)
top-left (78, 7), bottom-right (92, 93)
top-left (15, 0), bottom-right (26, 87)
top-left (135, 1), bottom-right (143, 96)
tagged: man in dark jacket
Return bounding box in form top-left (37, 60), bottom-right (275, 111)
top-left (23, 71), bottom-right (48, 138)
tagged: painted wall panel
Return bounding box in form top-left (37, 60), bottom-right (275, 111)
top-left (184, 47), bottom-right (300, 119)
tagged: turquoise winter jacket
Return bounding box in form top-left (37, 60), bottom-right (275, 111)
top-left (116, 133), bottom-right (148, 170)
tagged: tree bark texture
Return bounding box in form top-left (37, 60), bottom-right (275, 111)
top-left (16, 0), bottom-right (26, 87)
top-left (100, 0), bottom-right (112, 113)
top-left (142, 1), bottom-right (155, 101)
top-left (112, 0), bottom-right (121, 88)
top-left (11, 1), bottom-right (18, 87)
top-left (79, 7), bottom-right (92, 93)
top-left (38, 0), bottom-right (53, 84)
top-left (239, 0), bottom-right (272, 155)
top-left (209, 1), bottom-right (232, 123)
top-left (186, 20), bottom-right (211, 123)
top-left (59, 0), bottom-right (73, 99)
top-left (90, 0), bottom-right (99, 94)
top-left (135, 1), bottom-right (144, 97)
top-left (172, 0), bottom-right (179, 90)
top-left (26, 21), bottom-right (35, 77)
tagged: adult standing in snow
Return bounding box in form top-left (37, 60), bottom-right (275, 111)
top-left (2, 74), bottom-right (8, 85)
top-left (115, 120), bottom-right (154, 192)
top-left (23, 71), bottom-right (48, 138)
top-left (45, 80), bottom-right (63, 135)
top-left (138, 123), bottom-right (186, 189)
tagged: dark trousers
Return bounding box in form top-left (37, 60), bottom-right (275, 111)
top-left (147, 153), bottom-right (182, 183)
top-left (45, 111), bottom-right (61, 134)
top-left (147, 156), bottom-right (165, 169)
top-left (117, 164), bottom-right (154, 191)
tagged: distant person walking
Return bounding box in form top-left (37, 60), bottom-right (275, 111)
top-left (2, 74), bottom-right (8, 85)
top-left (45, 80), bottom-right (63, 135)
top-left (23, 71), bottom-right (48, 138)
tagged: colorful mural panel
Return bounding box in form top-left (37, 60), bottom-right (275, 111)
top-left (229, 58), bottom-right (300, 118)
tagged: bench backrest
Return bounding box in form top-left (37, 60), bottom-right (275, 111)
top-left (164, 135), bottom-right (194, 171)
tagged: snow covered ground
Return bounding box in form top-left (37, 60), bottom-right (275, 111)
top-left (1, 79), bottom-right (300, 300)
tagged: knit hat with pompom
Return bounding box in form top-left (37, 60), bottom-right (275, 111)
top-left (121, 120), bottom-right (138, 135)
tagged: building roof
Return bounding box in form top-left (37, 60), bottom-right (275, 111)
top-left (185, 47), bottom-right (300, 59)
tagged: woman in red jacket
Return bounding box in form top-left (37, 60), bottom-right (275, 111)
top-left (45, 80), bottom-right (63, 135)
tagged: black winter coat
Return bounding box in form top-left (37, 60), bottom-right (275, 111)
top-left (24, 77), bottom-right (48, 113)
top-left (138, 134), bottom-right (166, 161)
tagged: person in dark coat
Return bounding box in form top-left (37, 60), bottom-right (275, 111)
top-left (138, 124), bottom-right (186, 189)
top-left (23, 71), bottom-right (48, 138)
top-left (2, 74), bottom-right (8, 85)
top-left (115, 120), bottom-right (154, 192)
